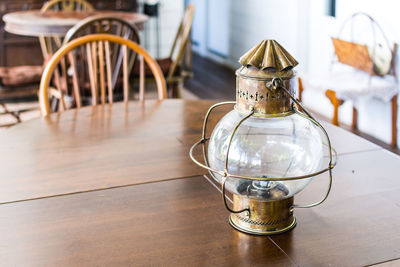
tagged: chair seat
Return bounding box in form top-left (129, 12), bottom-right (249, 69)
top-left (301, 65), bottom-right (398, 103)
top-left (0, 65), bottom-right (43, 87)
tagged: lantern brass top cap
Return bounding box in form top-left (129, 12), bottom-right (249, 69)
top-left (239, 40), bottom-right (298, 72)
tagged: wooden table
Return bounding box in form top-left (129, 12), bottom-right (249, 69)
top-left (0, 99), bottom-right (399, 266)
top-left (3, 10), bottom-right (148, 37)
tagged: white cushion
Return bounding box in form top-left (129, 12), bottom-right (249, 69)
top-left (301, 65), bottom-right (399, 103)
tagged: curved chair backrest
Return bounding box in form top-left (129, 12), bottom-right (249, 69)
top-left (64, 15), bottom-right (140, 44)
top-left (41, 0), bottom-right (94, 11)
top-left (63, 15), bottom-right (141, 89)
top-left (167, 3), bottom-right (194, 79)
top-left (39, 34), bottom-right (167, 116)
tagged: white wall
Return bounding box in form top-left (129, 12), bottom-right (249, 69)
top-left (190, 0), bottom-right (207, 55)
top-left (227, 0), bottom-right (310, 71)
top-left (191, 0), bottom-right (312, 70)
top-left (140, 0), bottom-right (184, 58)
top-left (189, 0), bottom-right (231, 63)
top-left (207, 0), bottom-right (230, 57)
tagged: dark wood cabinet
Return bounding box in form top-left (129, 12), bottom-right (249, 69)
top-left (0, 0), bottom-right (138, 67)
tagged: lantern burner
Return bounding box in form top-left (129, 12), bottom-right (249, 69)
top-left (237, 180), bottom-right (290, 200)
top-left (251, 180), bottom-right (276, 191)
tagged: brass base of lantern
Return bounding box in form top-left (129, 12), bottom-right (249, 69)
top-left (229, 195), bottom-right (296, 235)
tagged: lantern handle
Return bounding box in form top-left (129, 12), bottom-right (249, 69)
top-left (221, 105), bottom-right (255, 215)
top-left (272, 77), bottom-right (334, 166)
top-left (195, 101), bottom-right (251, 215)
top-left (222, 177), bottom-right (250, 215)
top-left (273, 77), bottom-right (335, 209)
top-left (291, 167), bottom-right (333, 210)
top-left (224, 106), bottom-right (255, 175)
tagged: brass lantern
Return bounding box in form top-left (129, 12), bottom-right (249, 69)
top-left (190, 40), bottom-right (336, 235)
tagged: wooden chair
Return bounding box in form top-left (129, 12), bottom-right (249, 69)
top-left (298, 13), bottom-right (398, 147)
top-left (151, 3), bottom-right (194, 98)
top-left (39, 0), bottom-right (95, 57)
top-left (63, 15), bottom-right (140, 90)
top-left (64, 15), bottom-right (140, 44)
top-left (0, 66), bottom-right (42, 125)
top-left (166, 3), bottom-right (194, 97)
top-left (0, 1), bottom-right (68, 126)
top-left (39, 34), bottom-right (167, 116)
top-left (41, 0), bottom-right (94, 11)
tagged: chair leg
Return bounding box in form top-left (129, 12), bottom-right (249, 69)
top-left (185, 35), bottom-right (193, 76)
top-left (167, 79), bottom-right (183, 98)
top-left (297, 77), bottom-right (304, 102)
top-left (167, 82), bottom-right (173, 98)
top-left (391, 94), bottom-right (398, 147)
top-left (175, 82), bottom-right (183, 98)
top-left (325, 89), bottom-right (344, 126)
top-left (352, 106), bottom-right (358, 130)
top-left (0, 101), bottom-right (21, 123)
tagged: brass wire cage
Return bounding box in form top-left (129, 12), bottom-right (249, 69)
top-left (189, 78), bottom-right (337, 216)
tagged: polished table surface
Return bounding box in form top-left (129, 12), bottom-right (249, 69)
top-left (0, 99), bottom-right (399, 266)
top-left (3, 10), bottom-right (148, 37)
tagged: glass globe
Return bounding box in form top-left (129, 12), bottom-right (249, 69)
top-left (207, 109), bottom-right (323, 201)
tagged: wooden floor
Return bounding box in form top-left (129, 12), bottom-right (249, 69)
top-left (184, 53), bottom-right (236, 100)
top-left (185, 53), bottom-right (400, 155)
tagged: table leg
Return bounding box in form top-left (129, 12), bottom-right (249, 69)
top-left (297, 77), bottom-right (304, 102)
top-left (391, 94), bottom-right (398, 147)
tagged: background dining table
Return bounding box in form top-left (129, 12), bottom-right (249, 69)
top-left (3, 10), bottom-right (148, 37)
top-left (0, 99), bottom-right (399, 266)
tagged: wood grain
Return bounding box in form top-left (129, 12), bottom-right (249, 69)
top-left (0, 99), bottom-right (399, 266)
top-left (0, 100), bottom-right (220, 203)
top-left (319, 121), bottom-right (381, 155)
top-left (270, 149), bottom-right (400, 266)
top-left (372, 259), bottom-right (400, 267)
top-left (0, 176), bottom-right (295, 266)
top-left (0, 100), bottom-right (382, 204)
